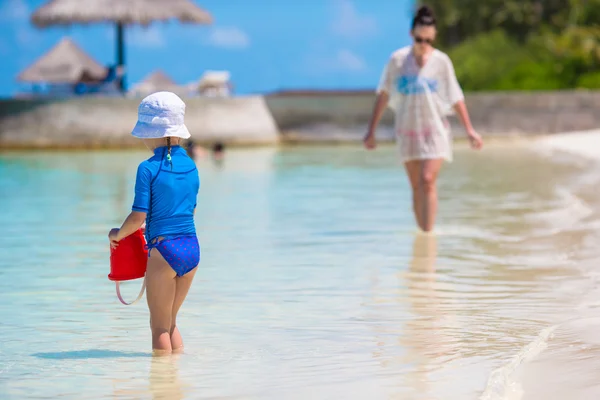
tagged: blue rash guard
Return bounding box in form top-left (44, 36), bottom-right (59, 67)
top-left (131, 145), bottom-right (200, 244)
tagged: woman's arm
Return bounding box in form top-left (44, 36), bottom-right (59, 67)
top-left (365, 92), bottom-right (390, 139)
top-left (453, 100), bottom-right (474, 133)
top-left (444, 55), bottom-right (483, 149)
top-left (454, 100), bottom-right (482, 149)
top-left (364, 58), bottom-right (394, 149)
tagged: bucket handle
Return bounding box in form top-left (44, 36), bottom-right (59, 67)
top-left (115, 277), bottom-right (146, 306)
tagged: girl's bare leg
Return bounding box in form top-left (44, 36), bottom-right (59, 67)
top-left (170, 267), bottom-right (198, 352)
top-left (146, 247), bottom-right (177, 355)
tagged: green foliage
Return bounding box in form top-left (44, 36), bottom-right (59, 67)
top-left (448, 30), bottom-right (566, 91)
top-left (415, 0), bottom-right (600, 90)
top-left (576, 72), bottom-right (600, 88)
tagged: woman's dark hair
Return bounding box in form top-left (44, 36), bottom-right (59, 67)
top-left (411, 5), bottom-right (436, 30)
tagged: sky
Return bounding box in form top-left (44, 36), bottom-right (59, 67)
top-left (0, 0), bottom-right (415, 97)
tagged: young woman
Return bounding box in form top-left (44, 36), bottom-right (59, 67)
top-left (363, 5), bottom-right (483, 233)
top-left (108, 91), bottom-right (201, 355)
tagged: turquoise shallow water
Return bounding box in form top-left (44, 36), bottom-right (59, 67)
top-left (1, 142), bottom-right (600, 399)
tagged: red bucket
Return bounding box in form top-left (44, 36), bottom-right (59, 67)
top-left (108, 228), bottom-right (148, 305)
top-left (108, 228), bottom-right (148, 281)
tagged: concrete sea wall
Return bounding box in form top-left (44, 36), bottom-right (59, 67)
top-left (0, 90), bottom-right (599, 148)
top-left (264, 90), bottom-right (600, 142)
top-left (0, 95), bottom-right (280, 149)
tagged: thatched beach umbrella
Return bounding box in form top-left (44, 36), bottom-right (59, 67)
top-left (139, 70), bottom-right (177, 88)
top-left (31, 0), bottom-right (213, 92)
top-left (18, 36), bottom-right (106, 84)
top-left (130, 69), bottom-right (181, 96)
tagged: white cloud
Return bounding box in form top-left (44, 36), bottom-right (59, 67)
top-left (331, 0), bottom-right (378, 39)
top-left (128, 26), bottom-right (165, 48)
top-left (206, 27), bottom-right (250, 49)
top-left (308, 49), bottom-right (367, 73)
top-left (0, 0), bottom-right (29, 21)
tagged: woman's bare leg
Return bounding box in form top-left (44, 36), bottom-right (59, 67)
top-left (146, 247), bottom-right (177, 355)
top-left (170, 267), bottom-right (198, 352)
top-left (419, 159), bottom-right (444, 232)
top-left (404, 161), bottom-right (425, 231)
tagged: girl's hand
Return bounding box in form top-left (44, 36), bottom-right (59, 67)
top-left (108, 228), bottom-right (120, 249)
top-left (467, 129), bottom-right (483, 150)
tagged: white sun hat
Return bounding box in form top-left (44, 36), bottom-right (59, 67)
top-left (131, 91), bottom-right (191, 139)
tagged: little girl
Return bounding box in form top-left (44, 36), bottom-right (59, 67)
top-left (108, 91), bottom-right (200, 355)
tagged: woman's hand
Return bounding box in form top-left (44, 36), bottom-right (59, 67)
top-left (108, 228), bottom-right (120, 249)
top-left (363, 131), bottom-right (377, 150)
top-left (467, 129), bottom-right (483, 150)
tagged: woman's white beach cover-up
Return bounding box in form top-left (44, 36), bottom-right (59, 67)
top-left (377, 46), bottom-right (465, 162)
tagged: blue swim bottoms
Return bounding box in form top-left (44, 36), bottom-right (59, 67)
top-left (148, 236), bottom-right (200, 277)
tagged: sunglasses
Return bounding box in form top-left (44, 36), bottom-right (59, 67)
top-left (414, 35), bottom-right (434, 45)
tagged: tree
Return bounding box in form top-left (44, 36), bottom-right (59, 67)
top-left (414, 0), bottom-right (600, 89)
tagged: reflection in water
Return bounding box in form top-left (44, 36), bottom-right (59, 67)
top-left (109, 354), bottom-right (187, 399)
top-left (149, 354), bottom-right (185, 400)
top-left (400, 233), bottom-right (441, 396)
top-left (367, 233), bottom-right (450, 399)
top-left (395, 233), bottom-right (464, 398)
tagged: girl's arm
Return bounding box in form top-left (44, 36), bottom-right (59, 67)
top-left (109, 162), bottom-right (152, 248)
top-left (115, 211), bottom-right (146, 241)
top-left (109, 211), bottom-right (146, 247)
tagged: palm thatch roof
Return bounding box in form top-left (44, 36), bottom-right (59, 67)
top-left (17, 37), bottom-right (106, 84)
top-left (30, 0), bottom-right (213, 92)
top-left (140, 70), bottom-right (176, 87)
top-left (31, 0), bottom-right (213, 27)
top-left (130, 69), bottom-right (183, 96)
